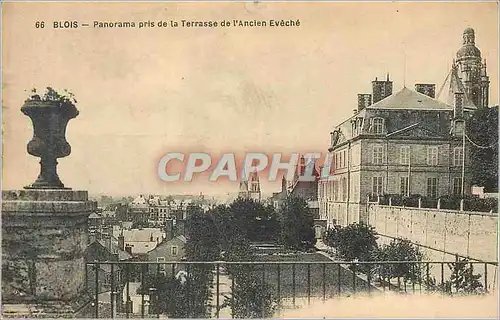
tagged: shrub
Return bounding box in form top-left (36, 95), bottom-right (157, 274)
top-left (375, 239), bottom-right (424, 282)
top-left (425, 259), bottom-right (484, 295)
top-left (324, 222), bottom-right (378, 264)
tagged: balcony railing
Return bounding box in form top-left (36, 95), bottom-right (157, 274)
top-left (85, 260), bottom-right (497, 318)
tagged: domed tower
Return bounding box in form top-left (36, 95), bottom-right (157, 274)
top-left (455, 28), bottom-right (489, 108)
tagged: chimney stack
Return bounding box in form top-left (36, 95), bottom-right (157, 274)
top-left (357, 94), bottom-right (372, 111)
top-left (415, 84), bottom-right (436, 98)
top-left (454, 92), bottom-right (464, 119)
top-left (372, 74), bottom-right (393, 103)
top-left (118, 232), bottom-right (125, 251)
top-left (103, 234), bottom-right (112, 251)
top-left (125, 244), bottom-right (132, 255)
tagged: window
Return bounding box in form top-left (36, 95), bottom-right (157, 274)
top-left (427, 147), bottom-right (438, 165)
top-left (427, 178), bottom-right (438, 198)
top-left (171, 245), bottom-right (178, 256)
top-left (157, 257), bottom-right (166, 270)
top-left (453, 147), bottom-right (463, 167)
top-left (373, 118), bottom-right (384, 134)
top-left (400, 146), bottom-right (410, 165)
top-left (400, 176), bottom-right (409, 196)
top-left (372, 177), bottom-right (384, 195)
top-left (373, 145), bottom-right (384, 164)
top-left (453, 177), bottom-right (462, 196)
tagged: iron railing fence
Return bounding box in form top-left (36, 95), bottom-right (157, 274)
top-left (85, 260), bottom-right (498, 319)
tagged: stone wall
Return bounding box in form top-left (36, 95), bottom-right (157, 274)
top-left (368, 204), bottom-right (498, 262)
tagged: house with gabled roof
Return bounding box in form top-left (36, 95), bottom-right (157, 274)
top-left (146, 235), bottom-right (187, 276)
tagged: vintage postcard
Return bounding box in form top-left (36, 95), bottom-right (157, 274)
top-left (1, 1), bottom-right (498, 319)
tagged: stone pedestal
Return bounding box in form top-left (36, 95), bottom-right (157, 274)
top-left (2, 189), bottom-right (96, 317)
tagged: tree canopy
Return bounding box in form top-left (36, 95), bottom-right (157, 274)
top-left (467, 106), bottom-right (498, 192)
top-left (279, 196), bottom-right (316, 251)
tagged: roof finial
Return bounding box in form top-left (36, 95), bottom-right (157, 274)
top-left (386, 72), bottom-right (390, 81)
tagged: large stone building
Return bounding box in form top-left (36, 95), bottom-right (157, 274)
top-left (318, 28), bottom-right (489, 227)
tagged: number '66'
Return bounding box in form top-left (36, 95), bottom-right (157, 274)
top-left (35, 21), bottom-right (45, 28)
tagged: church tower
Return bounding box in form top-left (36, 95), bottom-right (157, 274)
top-left (248, 171), bottom-right (261, 201)
top-left (237, 169), bottom-right (261, 201)
top-left (455, 28), bottom-right (489, 108)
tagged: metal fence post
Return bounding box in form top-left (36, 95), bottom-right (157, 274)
top-left (216, 262), bottom-right (220, 318)
top-left (95, 263), bottom-right (99, 319)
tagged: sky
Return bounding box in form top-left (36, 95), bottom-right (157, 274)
top-left (2, 2), bottom-right (498, 197)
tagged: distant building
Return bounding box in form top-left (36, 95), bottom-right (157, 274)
top-left (127, 195), bottom-right (149, 225)
top-left (289, 157), bottom-right (320, 218)
top-left (85, 235), bottom-right (132, 294)
top-left (270, 156), bottom-right (320, 213)
top-left (238, 170), bottom-right (262, 201)
top-left (146, 235), bottom-right (187, 276)
top-left (113, 227), bottom-right (166, 258)
top-left (270, 176), bottom-right (288, 210)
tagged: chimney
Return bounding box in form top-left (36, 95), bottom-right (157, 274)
top-left (118, 232), bottom-right (125, 251)
top-left (454, 92), bottom-right (464, 119)
top-left (372, 74), bottom-right (393, 103)
top-left (176, 219), bottom-right (186, 236)
top-left (103, 234), bottom-right (112, 251)
top-left (165, 219), bottom-right (174, 241)
top-left (415, 84), bottom-right (436, 98)
top-left (125, 244), bottom-right (132, 255)
top-left (357, 94), bottom-right (372, 111)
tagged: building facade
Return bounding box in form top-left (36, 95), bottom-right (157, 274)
top-left (318, 28), bottom-right (488, 228)
top-left (238, 171), bottom-right (262, 201)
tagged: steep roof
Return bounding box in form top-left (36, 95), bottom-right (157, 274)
top-left (368, 87), bottom-right (453, 110)
top-left (436, 64), bottom-right (476, 110)
top-left (122, 228), bottom-right (165, 242)
top-left (89, 212), bottom-right (102, 219)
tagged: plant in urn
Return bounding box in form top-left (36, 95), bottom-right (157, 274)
top-left (21, 87), bottom-right (79, 189)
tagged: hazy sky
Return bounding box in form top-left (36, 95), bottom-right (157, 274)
top-left (2, 2), bottom-right (498, 196)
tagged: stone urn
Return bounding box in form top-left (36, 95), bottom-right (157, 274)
top-left (21, 98), bottom-right (79, 189)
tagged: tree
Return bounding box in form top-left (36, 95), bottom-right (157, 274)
top-left (467, 106), bottom-right (498, 192)
top-left (425, 258), bottom-right (484, 295)
top-left (184, 204), bottom-right (220, 317)
top-left (376, 239), bottom-right (424, 283)
top-left (228, 198), bottom-right (279, 242)
top-left (324, 222), bottom-right (378, 262)
top-left (209, 201), bottom-right (278, 318)
top-left (279, 196), bottom-right (315, 250)
top-left (137, 274), bottom-right (187, 318)
top-left (224, 271), bottom-right (277, 318)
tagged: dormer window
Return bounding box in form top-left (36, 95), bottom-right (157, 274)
top-left (373, 117), bottom-right (385, 134)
